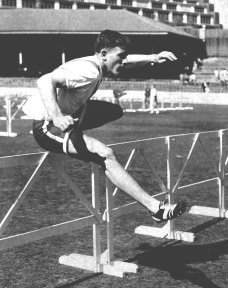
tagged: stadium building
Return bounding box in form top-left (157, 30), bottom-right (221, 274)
top-left (0, 0), bottom-right (226, 79)
top-left (209, 0), bottom-right (228, 29)
top-left (0, 0), bottom-right (221, 29)
top-left (0, 8), bottom-right (206, 78)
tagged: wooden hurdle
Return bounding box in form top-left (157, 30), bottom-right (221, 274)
top-left (0, 152), bottom-right (138, 277)
top-left (133, 129), bottom-right (228, 239)
top-left (59, 129), bottom-right (228, 273)
top-left (0, 95), bottom-right (30, 137)
top-left (0, 129), bottom-right (228, 278)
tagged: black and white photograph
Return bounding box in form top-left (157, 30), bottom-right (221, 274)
top-left (0, 1), bottom-right (228, 287)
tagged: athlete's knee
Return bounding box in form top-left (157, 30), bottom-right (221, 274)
top-left (102, 146), bottom-right (115, 160)
top-left (68, 129), bottom-right (106, 169)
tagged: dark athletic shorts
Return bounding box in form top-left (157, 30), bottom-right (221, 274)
top-left (32, 100), bottom-right (123, 155)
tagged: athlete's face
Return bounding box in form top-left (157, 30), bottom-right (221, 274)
top-left (103, 47), bottom-right (128, 76)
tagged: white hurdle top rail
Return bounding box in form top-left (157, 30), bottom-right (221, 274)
top-left (0, 129), bottom-right (228, 277)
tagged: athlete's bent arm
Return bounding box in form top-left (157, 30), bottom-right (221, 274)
top-left (124, 51), bottom-right (177, 68)
top-left (37, 70), bottom-right (74, 131)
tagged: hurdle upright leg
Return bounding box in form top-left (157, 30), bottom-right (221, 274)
top-left (5, 97), bottom-right (17, 137)
top-left (100, 176), bottom-right (139, 277)
top-left (91, 164), bottom-right (102, 272)
top-left (0, 96), bottom-right (17, 137)
top-left (166, 136), bottom-right (175, 239)
top-left (58, 160), bottom-right (103, 273)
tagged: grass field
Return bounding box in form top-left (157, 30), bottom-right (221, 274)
top-left (0, 104), bottom-right (228, 288)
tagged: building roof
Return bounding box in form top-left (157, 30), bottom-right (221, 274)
top-left (0, 8), bottom-right (196, 38)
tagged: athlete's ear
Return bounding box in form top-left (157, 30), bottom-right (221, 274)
top-left (101, 49), bottom-right (108, 61)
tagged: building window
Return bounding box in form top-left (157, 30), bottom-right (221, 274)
top-left (167, 4), bottom-right (176, 11)
top-left (173, 13), bottom-right (183, 24)
top-left (174, 0), bottom-right (183, 3)
top-left (152, 2), bottom-right (162, 10)
top-left (60, 2), bottom-right (72, 9)
top-left (143, 10), bottom-right (153, 18)
top-left (106, 0), bottom-right (117, 5)
top-left (2, 0), bottom-right (16, 7)
top-left (121, 0), bottom-right (132, 6)
top-left (195, 7), bottom-right (204, 13)
top-left (22, 0), bottom-right (36, 8)
top-left (201, 16), bottom-right (211, 25)
top-left (77, 2), bottom-right (90, 9)
top-left (187, 14), bottom-right (197, 24)
top-left (187, 0), bottom-right (197, 4)
top-left (158, 11), bottom-right (169, 22)
top-left (94, 4), bottom-right (107, 9)
top-left (40, 0), bottom-right (54, 8)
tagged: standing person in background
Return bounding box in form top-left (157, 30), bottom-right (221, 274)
top-left (23, 29), bottom-right (186, 223)
top-left (201, 81), bottom-right (210, 93)
top-left (220, 68), bottom-right (228, 86)
top-left (144, 83), bottom-right (151, 109)
top-left (150, 84), bottom-right (159, 114)
top-left (113, 86), bottom-right (126, 106)
top-left (214, 68), bottom-right (219, 82)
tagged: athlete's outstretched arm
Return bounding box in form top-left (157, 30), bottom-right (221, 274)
top-left (124, 51), bottom-right (177, 68)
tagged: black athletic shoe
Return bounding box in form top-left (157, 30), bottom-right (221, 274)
top-left (149, 200), bottom-right (187, 223)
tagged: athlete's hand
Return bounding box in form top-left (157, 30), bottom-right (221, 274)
top-left (53, 115), bottom-right (76, 132)
top-left (151, 51), bottom-right (177, 65)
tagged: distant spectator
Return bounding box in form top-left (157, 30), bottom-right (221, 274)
top-left (144, 83), bottom-right (151, 109)
top-left (220, 68), bottom-right (228, 86)
top-left (196, 58), bottom-right (203, 70)
top-left (214, 68), bottom-right (220, 81)
top-left (184, 66), bottom-right (190, 75)
top-left (192, 61), bottom-right (197, 72)
top-left (189, 73), bottom-right (196, 85)
top-left (113, 87), bottom-right (126, 105)
top-left (201, 81), bottom-right (210, 93)
top-left (179, 73), bottom-right (189, 85)
top-left (150, 84), bottom-right (159, 114)
top-left (179, 73), bottom-right (184, 84)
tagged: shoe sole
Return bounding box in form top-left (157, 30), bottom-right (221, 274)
top-left (172, 201), bottom-right (187, 218)
top-left (151, 201), bottom-right (187, 223)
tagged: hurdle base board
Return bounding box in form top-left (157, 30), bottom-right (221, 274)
top-left (137, 108), bottom-right (151, 112)
top-left (135, 226), bottom-right (195, 242)
top-left (20, 115), bottom-right (32, 119)
top-left (0, 131), bottom-right (17, 137)
top-left (189, 205), bottom-right (228, 218)
top-left (59, 253), bottom-right (138, 278)
top-left (158, 107), bottom-right (194, 112)
top-left (125, 107), bottom-right (194, 113)
top-left (124, 109), bottom-right (137, 112)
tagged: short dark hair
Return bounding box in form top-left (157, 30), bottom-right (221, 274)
top-left (94, 30), bottom-right (131, 53)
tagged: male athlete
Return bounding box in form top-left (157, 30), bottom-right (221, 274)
top-left (24, 30), bottom-right (187, 222)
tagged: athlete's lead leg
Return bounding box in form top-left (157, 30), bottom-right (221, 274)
top-left (67, 134), bottom-right (187, 221)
